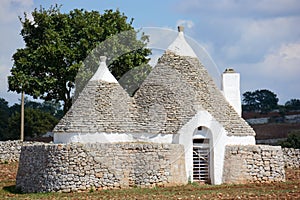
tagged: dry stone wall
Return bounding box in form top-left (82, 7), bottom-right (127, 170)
top-left (223, 145), bottom-right (285, 183)
top-left (3, 140), bottom-right (298, 171)
top-left (282, 148), bottom-right (300, 168)
top-left (0, 140), bottom-right (37, 162)
top-left (16, 142), bottom-right (187, 193)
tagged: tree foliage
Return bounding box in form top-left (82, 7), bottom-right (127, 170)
top-left (242, 89), bottom-right (279, 113)
top-left (285, 99), bottom-right (300, 111)
top-left (0, 98), bottom-right (10, 140)
top-left (279, 130), bottom-right (300, 149)
top-left (8, 5), bottom-right (151, 113)
top-left (0, 98), bottom-right (63, 141)
top-left (7, 108), bottom-right (59, 140)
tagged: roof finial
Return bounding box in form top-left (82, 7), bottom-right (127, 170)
top-left (100, 56), bottom-right (107, 63)
top-left (166, 25), bottom-right (196, 57)
top-left (90, 55), bottom-right (118, 83)
top-left (178, 26), bottom-right (184, 32)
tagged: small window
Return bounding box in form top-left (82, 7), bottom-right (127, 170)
top-left (193, 138), bottom-right (204, 143)
top-left (193, 138), bottom-right (209, 144)
top-left (197, 126), bottom-right (202, 131)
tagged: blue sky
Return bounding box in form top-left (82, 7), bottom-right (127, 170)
top-left (0, 0), bottom-right (299, 105)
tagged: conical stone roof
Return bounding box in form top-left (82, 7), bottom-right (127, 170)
top-left (53, 57), bottom-right (137, 134)
top-left (54, 28), bottom-right (255, 137)
top-left (134, 51), bottom-right (255, 136)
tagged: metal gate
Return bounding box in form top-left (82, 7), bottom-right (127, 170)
top-left (193, 140), bottom-right (210, 183)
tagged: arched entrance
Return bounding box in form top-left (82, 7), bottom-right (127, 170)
top-left (192, 126), bottom-right (211, 183)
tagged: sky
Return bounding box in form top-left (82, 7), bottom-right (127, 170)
top-left (0, 0), bottom-right (299, 105)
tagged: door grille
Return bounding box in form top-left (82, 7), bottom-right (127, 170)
top-left (193, 147), bottom-right (210, 183)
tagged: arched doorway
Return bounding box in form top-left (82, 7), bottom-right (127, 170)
top-left (192, 126), bottom-right (211, 183)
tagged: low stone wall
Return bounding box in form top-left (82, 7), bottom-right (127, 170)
top-left (0, 140), bottom-right (36, 162)
top-left (246, 118), bottom-right (269, 125)
top-left (282, 148), bottom-right (300, 168)
top-left (223, 145), bottom-right (285, 183)
top-left (16, 143), bottom-right (187, 193)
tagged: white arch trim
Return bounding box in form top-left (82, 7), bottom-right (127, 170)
top-left (177, 111), bottom-right (255, 184)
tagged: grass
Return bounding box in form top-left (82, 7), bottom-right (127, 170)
top-left (0, 162), bottom-right (299, 199)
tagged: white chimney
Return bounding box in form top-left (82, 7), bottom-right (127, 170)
top-left (221, 68), bottom-right (242, 116)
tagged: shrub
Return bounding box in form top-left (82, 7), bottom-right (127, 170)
top-left (278, 130), bottom-right (300, 149)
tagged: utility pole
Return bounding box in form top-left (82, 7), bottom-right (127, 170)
top-left (20, 91), bottom-right (24, 141)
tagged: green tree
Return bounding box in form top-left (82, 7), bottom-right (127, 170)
top-left (279, 130), bottom-right (300, 149)
top-left (39, 100), bottom-right (64, 119)
top-left (0, 98), bottom-right (10, 140)
top-left (242, 89), bottom-right (279, 113)
top-left (8, 5), bottom-right (151, 114)
top-left (0, 98), bottom-right (63, 140)
top-left (242, 91), bottom-right (258, 112)
top-left (285, 99), bottom-right (300, 111)
top-left (7, 108), bottom-right (59, 140)
top-left (22, 98), bottom-right (63, 119)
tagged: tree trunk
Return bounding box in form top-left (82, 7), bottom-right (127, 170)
top-left (20, 91), bottom-right (24, 141)
top-left (63, 98), bottom-right (72, 114)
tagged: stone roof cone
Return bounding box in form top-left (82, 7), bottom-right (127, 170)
top-left (167, 26), bottom-right (197, 58)
top-left (134, 26), bottom-right (255, 136)
top-left (53, 56), bottom-right (136, 140)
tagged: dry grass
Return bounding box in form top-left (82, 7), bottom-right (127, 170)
top-left (1, 162), bottom-right (299, 199)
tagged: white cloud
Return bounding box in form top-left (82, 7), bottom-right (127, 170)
top-left (0, 0), bottom-right (33, 104)
top-left (0, 0), bottom-right (33, 23)
top-left (221, 16), bottom-right (300, 63)
top-left (259, 43), bottom-right (300, 79)
top-left (176, 19), bottom-right (195, 29)
top-left (234, 42), bottom-right (300, 103)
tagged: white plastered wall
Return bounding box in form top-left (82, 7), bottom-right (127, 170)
top-left (54, 132), bottom-right (174, 144)
top-left (175, 111), bottom-right (255, 185)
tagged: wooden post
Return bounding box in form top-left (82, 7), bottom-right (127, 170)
top-left (20, 91), bottom-right (24, 141)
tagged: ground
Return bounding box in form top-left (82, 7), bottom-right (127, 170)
top-left (253, 123), bottom-right (300, 140)
top-left (242, 111), bottom-right (300, 140)
top-left (0, 162), bottom-right (299, 199)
